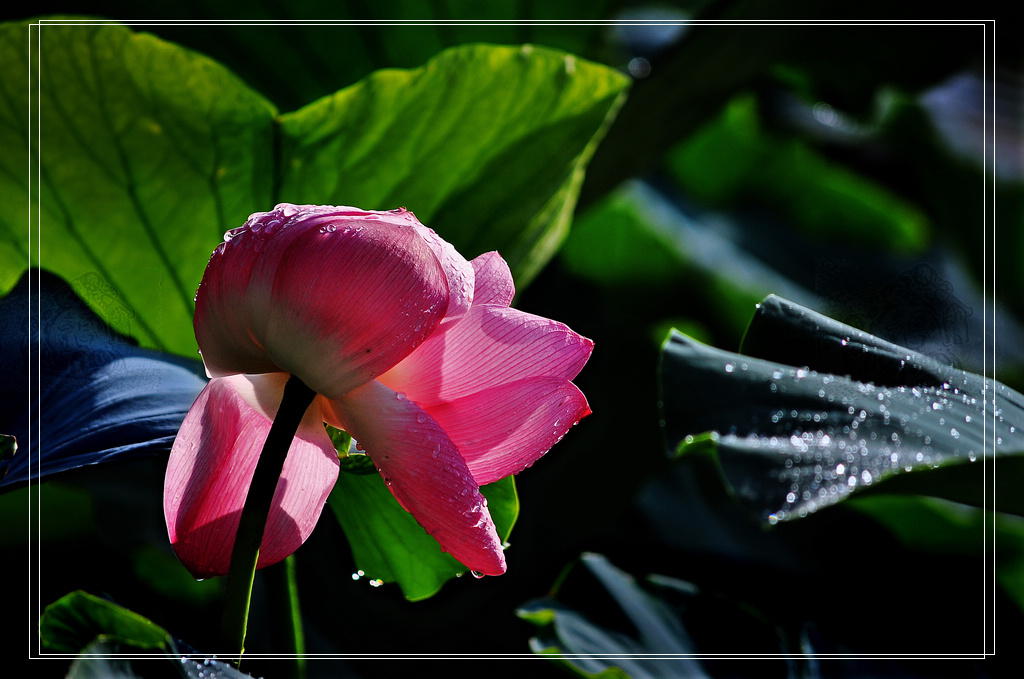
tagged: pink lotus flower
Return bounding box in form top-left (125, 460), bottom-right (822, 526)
top-left (164, 204), bottom-right (592, 580)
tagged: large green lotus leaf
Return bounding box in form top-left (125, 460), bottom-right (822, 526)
top-left (277, 42), bottom-right (628, 287)
top-left (1, 22), bottom-right (627, 356)
top-left (0, 21), bottom-right (278, 356)
top-left (327, 453), bottom-right (518, 601)
top-left (660, 295), bottom-right (1024, 522)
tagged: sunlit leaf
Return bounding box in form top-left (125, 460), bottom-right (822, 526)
top-left (0, 21), bottom-right (277, 356)
top-left (1, 22), bottom-right (626, 355)
top-left (328, 466), bottom-right (518, 601)
top-left (278, 42), bottom-right (628, 287)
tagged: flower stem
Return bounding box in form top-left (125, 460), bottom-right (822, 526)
top-left (222, 375), bottom-right (316, 662)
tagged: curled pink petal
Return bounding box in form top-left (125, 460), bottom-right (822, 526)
top-left (195, 204), bottom-right (451, 398)
top-left (470, 251), bottom-right (515, 307)
top-left (410, 219), bottom-right (475, 323)
top-left (164, 374), bottom-right (339, 579)
top-left (325, 380), bottom-right (506, 576)
top-left (427, 377), bottom-right (591, 485)
top-left (379, 305), bottom-right (594, 408)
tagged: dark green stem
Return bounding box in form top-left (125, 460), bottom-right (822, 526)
top-left (222, 375), bottom-right (316, 662)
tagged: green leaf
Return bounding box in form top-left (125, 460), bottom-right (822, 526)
top-left (560, 188), bottom-right (686, 287)
top-left (327, 465), bottom-right (518, 601)
top-left (41, 591), bottom-right (256, 676)
top-left (666, 96), bottom-right (930, 252)
top-left (559, 181), bottom-right (784, 338)
top-left (39, 590), bottom-right (173, 653)
top-left (659, 295), bottom-right (1024, 522)
top-left (277, 42), bottom-right (628, 287)
top-left (0, 21), bottom-right (277, 356)
top-left (1, 23), bottom-right (627, 356)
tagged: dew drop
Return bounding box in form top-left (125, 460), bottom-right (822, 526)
top-left (470, 570), bottom-right (484, 579)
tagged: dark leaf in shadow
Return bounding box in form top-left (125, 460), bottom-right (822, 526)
top-left (0, 269), bottom-right (206, 491)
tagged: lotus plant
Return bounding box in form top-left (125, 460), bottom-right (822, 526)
top-left (164, 204), bottom-right (592, 582)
